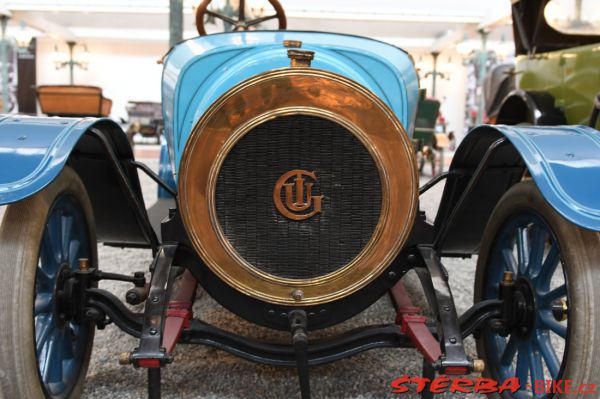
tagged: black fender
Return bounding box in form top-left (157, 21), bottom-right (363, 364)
top-left (496, 89), bottom-right (567, 125)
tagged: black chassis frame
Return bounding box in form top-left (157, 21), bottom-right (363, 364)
top-left (66, 128), bottom-right (516, 398)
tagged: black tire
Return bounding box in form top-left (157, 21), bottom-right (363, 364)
top-left (0, 167), bottom-right (97, 399)
top-left (475, 180), bottom-right (600, 399)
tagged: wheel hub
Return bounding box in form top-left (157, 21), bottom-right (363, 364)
top-left (511, 277), bottom-right (536, 338)
top-left (53, 263), bottom-right (73, 329)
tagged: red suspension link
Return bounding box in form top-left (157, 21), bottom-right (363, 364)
top-left (390, 281), bottom-right (441, 364)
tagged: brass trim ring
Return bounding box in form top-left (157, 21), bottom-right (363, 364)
top-left (179, 68), bottom-right (418, 305)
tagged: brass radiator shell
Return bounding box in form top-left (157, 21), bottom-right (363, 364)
top-left (178, 68), bottom-right (418, 306)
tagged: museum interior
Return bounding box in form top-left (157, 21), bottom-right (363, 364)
top-left (1, 0), bottom-right (519, 164)
top-left (2, 1), bottom-right (596, 164)
top-left (0, 1), bottom-right (599, 398)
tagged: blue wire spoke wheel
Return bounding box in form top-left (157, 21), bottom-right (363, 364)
top-left (474, 181), bottom-right (600, 399)
top-left (0, 167), bottom-right (97, 399)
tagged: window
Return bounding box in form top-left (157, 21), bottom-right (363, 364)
top-left (545, 0), bottom-right (600, 35)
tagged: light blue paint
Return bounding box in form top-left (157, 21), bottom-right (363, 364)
top-left (161, 31), bottom-right (419, 174)
top-left (0, 115), bottom-right (118, 204)
top-left (1, 31), bottom-right (597, 238)
top-left (472, 124), bottom-right (600, 231)
top-left (158, 135), bottom-right (176, 199)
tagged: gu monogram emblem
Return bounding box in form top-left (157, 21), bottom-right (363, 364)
top-left (273, 169), bottom-right (323, 221)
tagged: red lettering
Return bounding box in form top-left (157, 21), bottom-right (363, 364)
top-left (552, 379), bottom-right (564, 394)
top-left (564, 380), bottom-right (574, 394)
top-left (474, 378), bottom-right (499, 394)
top-left (430, 376), bottom-right (450, 393)
top-left (450, 378), bottom-right (474, 393)
top-left (412, 377), bottom-right (430, 393)
top-left (498, 377), bottom-right (520, 394)
top-left (534, 380), bottom-right (546, 394)
top-left (388, 376), bottom-right (600, 396)
top-left (390, 376), bottom-right (411, 394)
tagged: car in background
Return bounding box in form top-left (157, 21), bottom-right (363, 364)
top-left (496, 0), bottom-right (600, 127)
top-left (412, 90), bottom-right (442, 175)
top-left (125, 101), bottom-right (163, 145)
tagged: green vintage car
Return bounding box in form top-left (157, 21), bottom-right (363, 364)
top-left (497, 0), bottom-right (600, 128)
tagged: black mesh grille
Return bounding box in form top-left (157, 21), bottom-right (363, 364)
top-left (215, 115), bottom-right (382, 280)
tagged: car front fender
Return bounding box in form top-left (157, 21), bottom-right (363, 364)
top-left (0, 115), bottom-right (105, 204)
top-left (496, 124), bottom-right (600, 230)
top-left (435, 124), bottom-right (600, 255)
top-left (0, 115), bottom-right (151, 247)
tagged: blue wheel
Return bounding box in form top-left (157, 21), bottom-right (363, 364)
top-left (0, 167), bottom-right (97, 399)
top-left (475, 181), bottom-right (600, 399)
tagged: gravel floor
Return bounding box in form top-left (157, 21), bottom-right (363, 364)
top-left (0, 156), bottom-right (485, 399)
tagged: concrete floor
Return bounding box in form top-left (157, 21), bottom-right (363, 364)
top-left (0, 156), bottom-right (485, 399)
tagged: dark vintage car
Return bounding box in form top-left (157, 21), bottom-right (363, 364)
top-left (0, 0), bottom-right (598, 398)
top-left (483, 63), bottom-right (516, 124)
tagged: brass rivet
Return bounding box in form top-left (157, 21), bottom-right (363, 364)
top-left (473, 359), bottom-right (485, 373)
top-left (291, 289), bottom-right (304, 301)
top-left (283, 40), bottom-right (302, 48)
top-left (502, 271), bottom-right (514, 284)
top-left (552, 299), bottom-right (568, 322)
top-left (287, 49), bottom-right (314, 68)
top-left (78, 258), bottom-right (90, 271)
top-left (118, 352), bottom-right (131, 365)
top-left (561, 299), bottom-right (568, 321)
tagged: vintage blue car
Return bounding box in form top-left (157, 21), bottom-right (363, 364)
top-left (0, 0), bottom-right (599, 398)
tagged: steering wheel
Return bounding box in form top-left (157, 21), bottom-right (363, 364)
top-left (196, 0), bottom-right (287, 36)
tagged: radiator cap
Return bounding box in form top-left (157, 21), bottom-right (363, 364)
top-left (287, 49), bottom-right (314, 67)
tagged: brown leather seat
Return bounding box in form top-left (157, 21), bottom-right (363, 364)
top-left (37, 85), bottom-right (113, 117)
